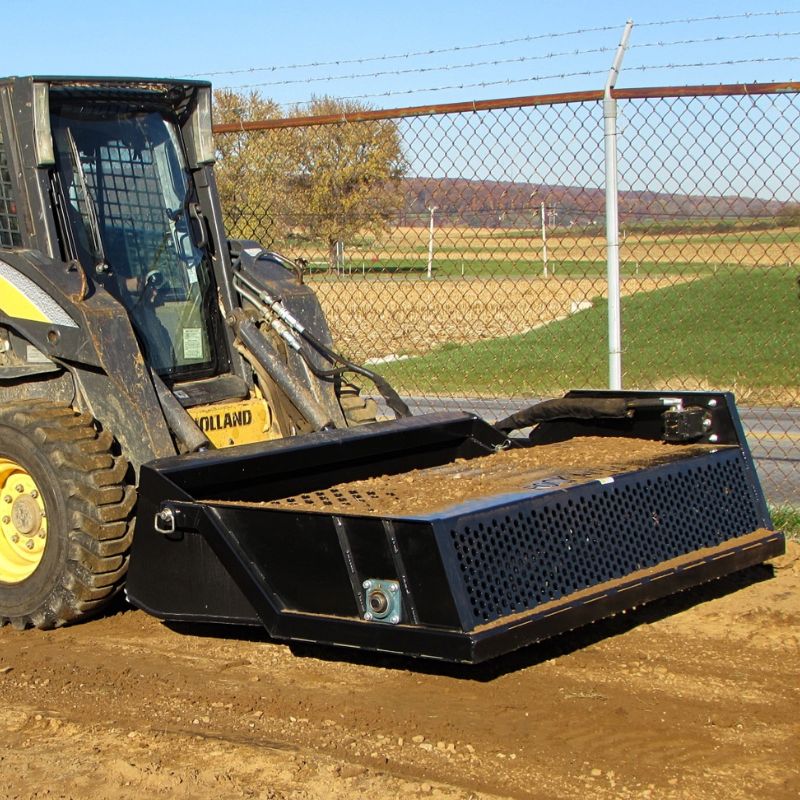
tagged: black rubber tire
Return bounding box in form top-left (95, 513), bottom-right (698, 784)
top-left (338, 383), bottom-right (379, 426)
top-left (0, 400), bottom-right (134, 630)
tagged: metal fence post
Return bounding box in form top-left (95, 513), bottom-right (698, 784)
top-left (603, 20), bottom-right (633, 390)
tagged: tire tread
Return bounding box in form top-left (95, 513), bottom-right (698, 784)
top-left (0, 402), bottom-right (134, 630)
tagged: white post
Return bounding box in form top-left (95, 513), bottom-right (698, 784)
top-left (541, 201), bottom-right (548, 278)
top-left (603, 20), bottom-right (633, 391)
top-left (427, 205), bottom-right (437, 279)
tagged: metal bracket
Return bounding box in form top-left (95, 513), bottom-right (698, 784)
top-left (153, 502), bottom-right (202, 538)
top-left (362, 579), bottom-right (402, 624)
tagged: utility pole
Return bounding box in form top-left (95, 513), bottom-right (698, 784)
top-left (427, 205), bottom-right (438, 279)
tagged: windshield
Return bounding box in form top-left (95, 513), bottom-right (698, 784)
top-left (51, 107), bottom-right (222, 378)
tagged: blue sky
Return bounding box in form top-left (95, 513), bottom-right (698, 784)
top-left (3, 2), bottom-right (799, 109)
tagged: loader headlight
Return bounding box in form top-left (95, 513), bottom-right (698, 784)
top-left (190, 86), bottom-right (215, 166)
top-left (33, 82), bottom-right (55, 166)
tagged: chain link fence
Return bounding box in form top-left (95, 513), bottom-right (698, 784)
top-left (214, 83), bottom-right (800, 504)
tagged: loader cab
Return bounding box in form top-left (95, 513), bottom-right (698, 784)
top-left (47, 89), bottom-right (230, 381)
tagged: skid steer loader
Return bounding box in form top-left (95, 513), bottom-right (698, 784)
top-left (0, 77), bottom-right (784, 663)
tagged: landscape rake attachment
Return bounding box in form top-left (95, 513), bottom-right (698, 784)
top-left (126, 390), bottom-right (783, 663)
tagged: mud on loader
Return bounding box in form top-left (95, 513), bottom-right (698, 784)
top-left (0, 77), bottom-right (784, 663)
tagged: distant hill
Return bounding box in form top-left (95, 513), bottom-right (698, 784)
top-left (397, 177), bottom-right (786, 228)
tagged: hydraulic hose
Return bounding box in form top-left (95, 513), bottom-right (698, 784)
top-left (494, 396), bottom-right (683, 433)
top-left (232, 311), bottom-right (335, 431)
top-left (233, 269), bottom-right (411, 419)
top-left (297, 327), bottom-right (411, 419)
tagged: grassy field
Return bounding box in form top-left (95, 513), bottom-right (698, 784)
top-left (376, 270), bottom-right (799, 404)
top-left (289, 221), bottom-right (799, 404)
top-left (772, 506), bottom-right (800, 541)
top-left (308, 258), bottom-right (732, 278)
top-left (283, 222), bottom-right (800, 273)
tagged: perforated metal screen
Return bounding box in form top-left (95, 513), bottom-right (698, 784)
top-left (447, 449), bottom-right (763, 628)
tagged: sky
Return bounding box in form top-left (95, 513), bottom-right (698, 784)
top-left (2, 2), bottom-right (799, 111)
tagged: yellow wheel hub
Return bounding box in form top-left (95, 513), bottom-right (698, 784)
top-left (0, 457), bottom-right (47, 583)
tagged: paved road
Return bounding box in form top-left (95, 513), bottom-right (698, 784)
top-left (375, 395), bottom-right (799, 506)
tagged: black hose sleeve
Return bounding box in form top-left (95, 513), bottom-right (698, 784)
top-left (494, 397), bottom-right (632, 433)
top-left (298, 327), bottom-right (412, 418)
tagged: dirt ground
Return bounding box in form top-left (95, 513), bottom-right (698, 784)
top-left (261, 436), bottom-right (714, 516)
top-left (0, 541), bottom-right (797, 800)
top-left (312, 276), bottom-right (690, 359)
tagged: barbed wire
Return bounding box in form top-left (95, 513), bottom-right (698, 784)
top-left (224, 47), bottom-right (618, 90)
top-left (633, 29), bottom-right (800, 50)
top-left (220, 29), bottom-right (800, 92)
top-left (183, 27), bottom-right (621, 79)
top-left (635, 9), bottom-right (800, 28)
top-left (186, 9), bottom-right (800, 81)
top-left (272, 56), bottom-right (800, 109)
top-left (277, 69), bottom-right (609, 108)
top-left (626, 55), bottom-right (800, 74)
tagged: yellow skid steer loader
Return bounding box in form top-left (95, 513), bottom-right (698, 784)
top-left (0, 77), bottom-right (783, 663)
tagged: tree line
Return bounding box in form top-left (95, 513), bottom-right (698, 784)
top-left (213, 90), bottom-right (407, 267)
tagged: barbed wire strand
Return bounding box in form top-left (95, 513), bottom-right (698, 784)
top-left (272, 56), bottom-right (800, 108)
top-left (219, 30), bottom-right (800, 92)
top-left (186, 9), bottom-right (800, 80)
top-left (627, 55), bottom-right (800, 73)
top-left (223, 47), bottom-right (617, 90)
top-left (280, 69), bottom-right (610, 107)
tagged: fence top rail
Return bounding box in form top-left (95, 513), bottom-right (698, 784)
top-left (211, 81), bottom-right (800, 133)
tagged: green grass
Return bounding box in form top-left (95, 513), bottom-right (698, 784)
top-left (487, 217), bottom-right (785, 240)
top-left (306, 258), bottom-right (735, 279)
top-left (770, 506), bottom-right (800, 541)
top-left (663, 230), bottom-right (799, 246)
top-left (378, 270), bottom-right (799, 397)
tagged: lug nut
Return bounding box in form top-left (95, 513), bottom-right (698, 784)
top-left (3, 495), bottom-right (11, 503)
top-left (25, 540), bottom-right (34, 550)
top-left (15, 484), bottom-right (23, 493)
top-left (363, 612), bottom-right (373, 621)
top-left (10, 534), bottom-right (18, 543)
top-left (2, 516), bottom-right (9, 524)
top-left (38, 531), bottom-right (46, 539)
top-left (362, 579), bottom-right (372, 589)
top-left (30, 490), bottom-right (38, 499)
